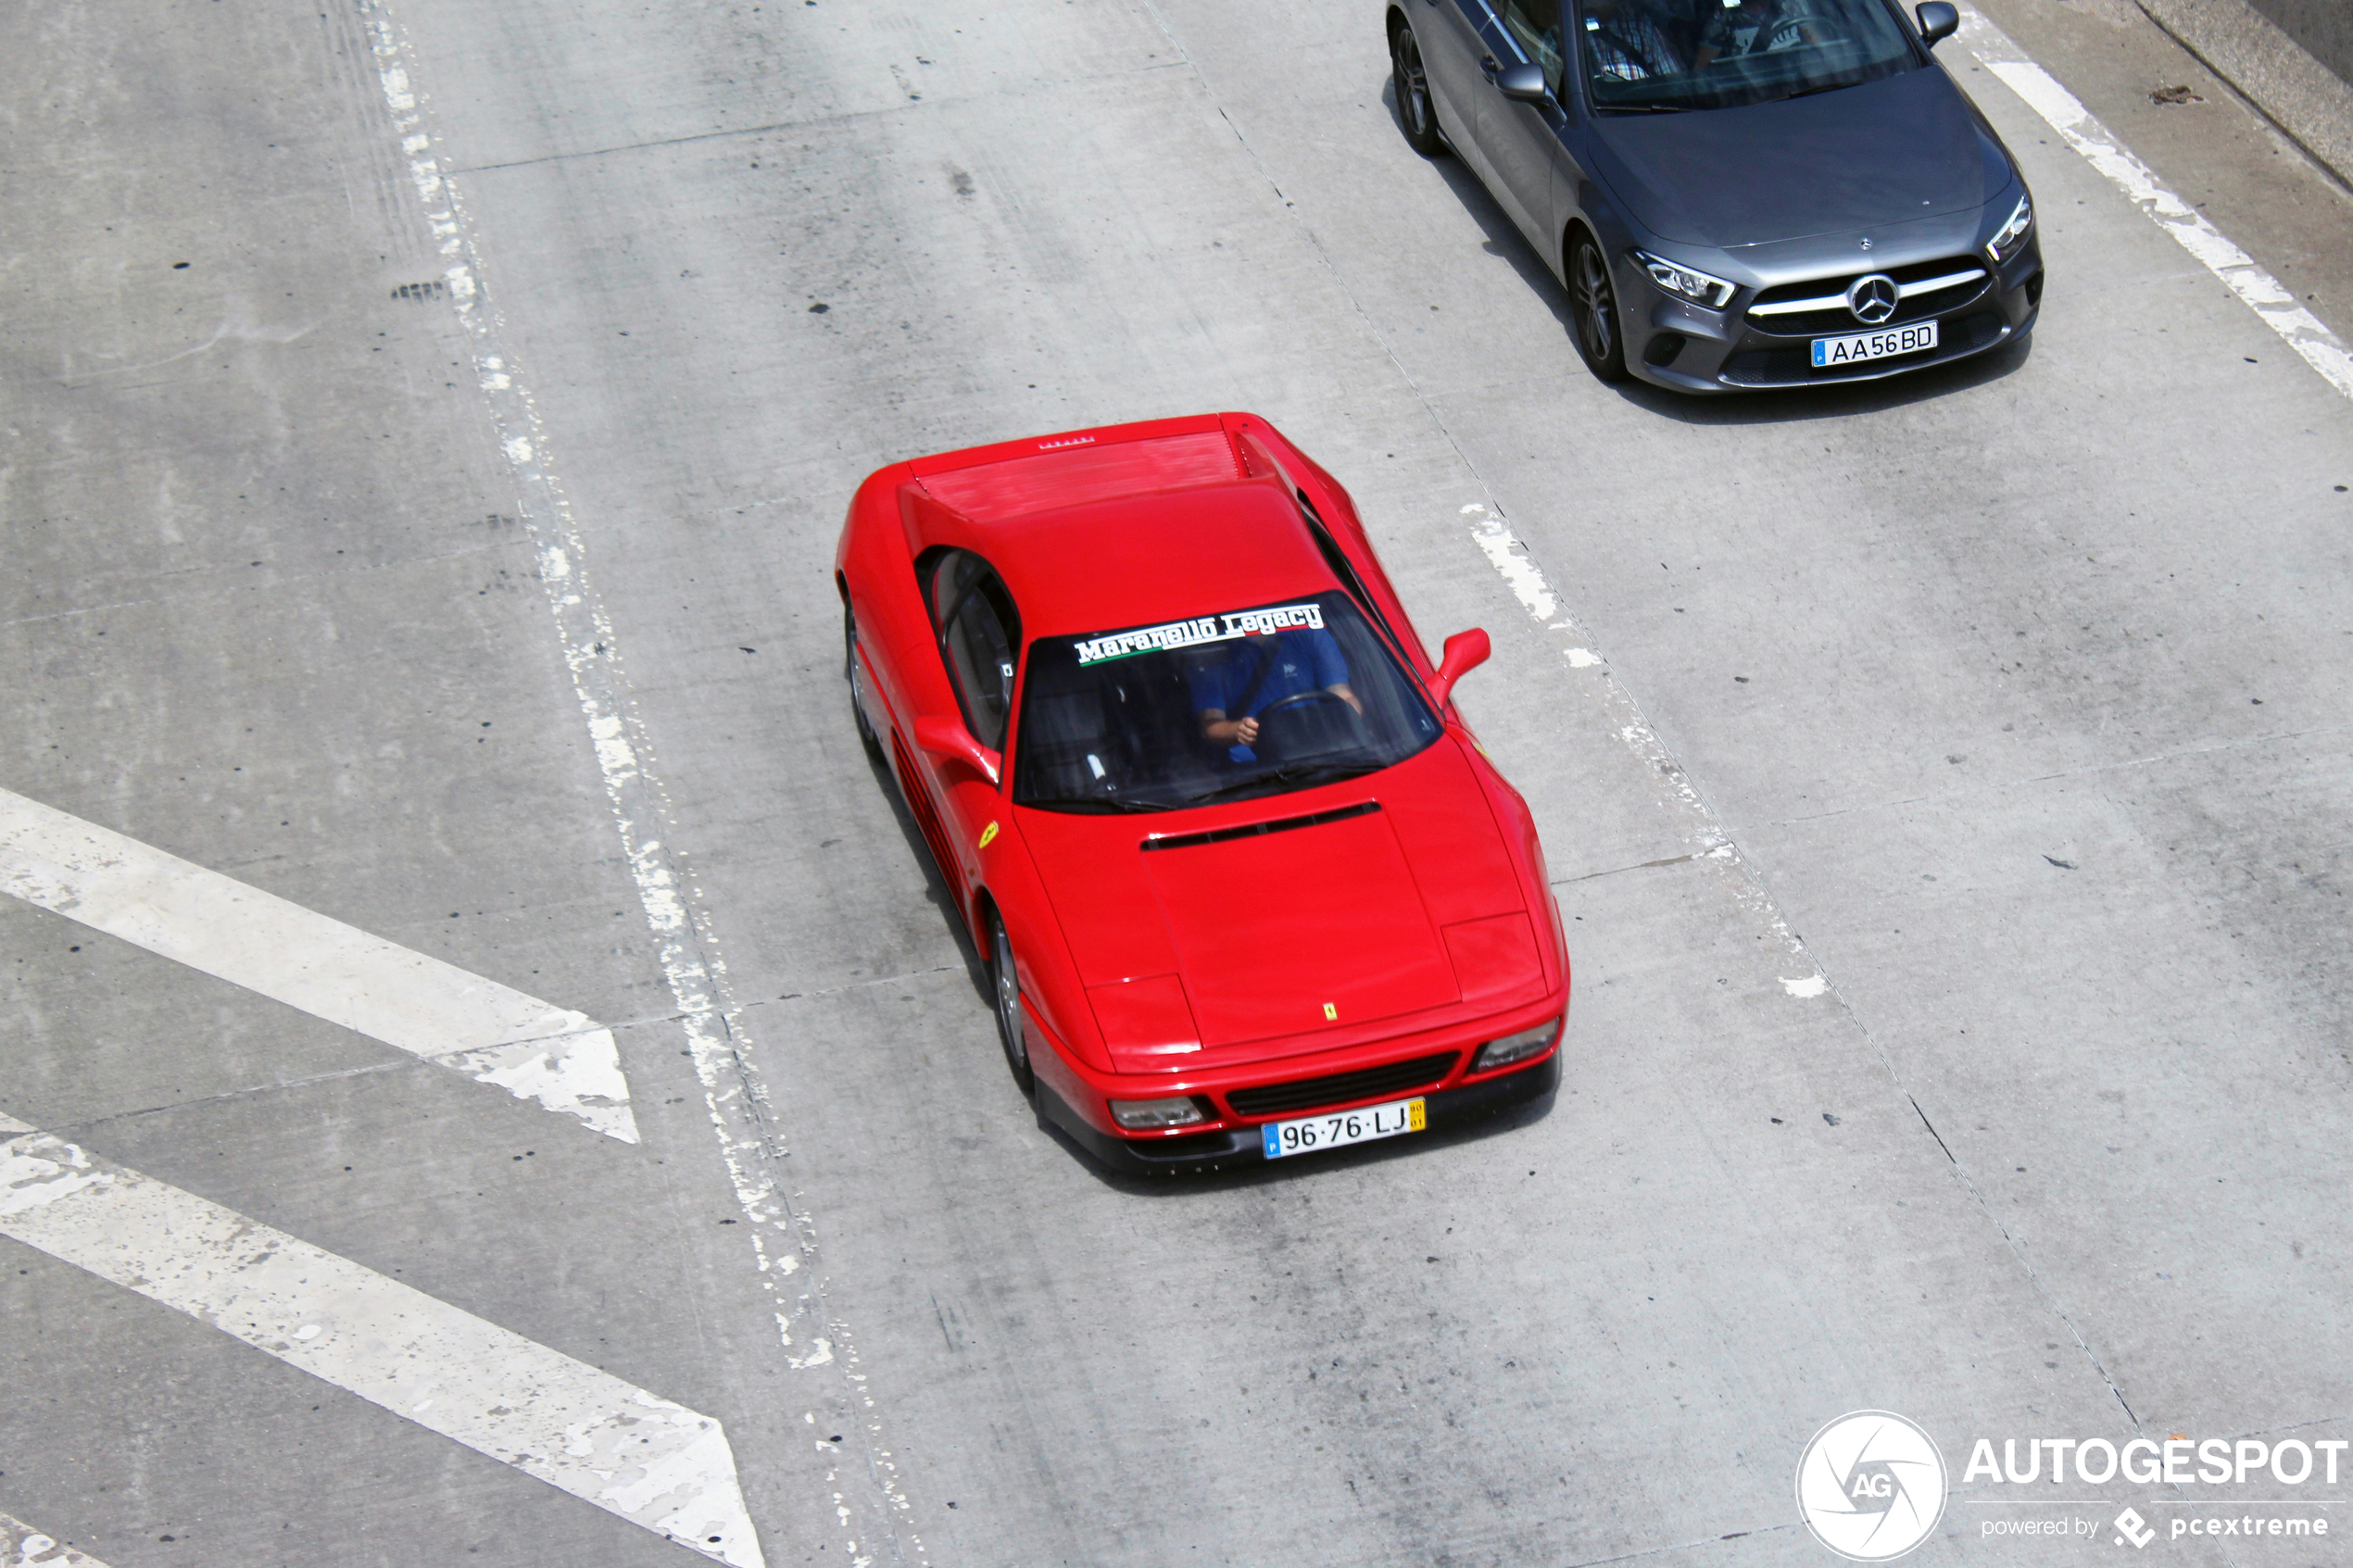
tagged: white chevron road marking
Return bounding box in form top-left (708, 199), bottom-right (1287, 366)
top-left (0, 787), bottom-right (636, 1141)
top-left (0, 1512), bottom-right (113, 1568)
top-left (0, 1115), bottom-right (762, 1566)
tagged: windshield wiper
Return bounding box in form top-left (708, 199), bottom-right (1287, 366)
top-left (1185, 760), bottom-right (1385, 805)
top-left (1761, 81), bottom-right (1853, 102)
top-left (1599, 101), bottom-right (1692, 113)
top-left (1020, 794), bottom-right (1182, 813)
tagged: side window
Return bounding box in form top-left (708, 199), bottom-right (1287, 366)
top-left (1501, 0), bottom-right (1566, 93)
top-left (923, 548), bottom-right (1022, 752)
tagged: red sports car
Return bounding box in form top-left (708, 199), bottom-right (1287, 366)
top-left (835, 413), bottom-right (1568, 1171)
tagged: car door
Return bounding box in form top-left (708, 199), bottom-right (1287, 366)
top-left (920, 547), bottom-right (1020, 903)
top-left (1413, 0), bottom-right (1508, 188)
top-left (1479, 0), bottom-right (1570, 256)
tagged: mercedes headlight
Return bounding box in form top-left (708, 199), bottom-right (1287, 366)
top-left (1636, 252), bottom-right (1737, 309)
top-left (1985, 193), bottom-right (2033, 263)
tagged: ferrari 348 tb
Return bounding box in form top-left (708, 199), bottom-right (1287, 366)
top-left (835, 413), bottom-right (1569, 1171)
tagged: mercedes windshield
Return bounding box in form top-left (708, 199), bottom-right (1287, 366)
top-left (1574, 0), bottom-right (1921, 113)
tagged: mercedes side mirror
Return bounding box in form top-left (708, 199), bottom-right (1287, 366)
top-left (913, 715), bottom-right (1002, 787)
top-left (1495, 62), bottom-right (1550, 103)
top-left (1916, 1), bottom-right (1958, 46)
top-left (1429, 629), bottom-right (1491, 710)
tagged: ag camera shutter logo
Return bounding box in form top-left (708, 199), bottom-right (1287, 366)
top-left (1796, 1411), bottom-right (1949, 1561)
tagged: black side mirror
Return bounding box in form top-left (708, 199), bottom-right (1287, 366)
top-left (1496, 61), bottom-right (1550, 102)
top-left (1916, 1), bottom-right (1958, 46)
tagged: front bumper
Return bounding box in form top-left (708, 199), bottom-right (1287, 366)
top-left (1624, 235), bottom-right (2045, 394)
top-left (1034, 1038), bottom-right (1562, 1175)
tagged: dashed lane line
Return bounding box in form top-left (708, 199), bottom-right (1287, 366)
top-left (367, 2), bottom-right (921, 1560)
top-left (0, 787), bottom-right (636, 1143)
top-left (0, 1114), bottom-right (761, 1567)
top-left (1960, 6), bottom-right (2353, 401)
top-left (0, 1512), bottom-right (112, 1568)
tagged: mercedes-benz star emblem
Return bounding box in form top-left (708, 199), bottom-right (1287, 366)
top-left (1846, 273), bottom-right (1899, 324)
top-left (1858, 237), bottom-right (1873, 249)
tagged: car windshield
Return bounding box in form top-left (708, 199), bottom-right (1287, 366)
top-left (1013, 593), bottom-right (1443, 812)
top-left (1573, 0), bottom-right (1919, 112)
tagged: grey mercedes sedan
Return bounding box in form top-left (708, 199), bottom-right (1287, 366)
top-left (1388, 0), bottom-right (2044, 392)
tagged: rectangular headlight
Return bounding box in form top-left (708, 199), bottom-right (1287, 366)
top-left (1985, 193), bottom-right (2033, 263)
top-left (1636, 252), bottom-right (1737, 309)
top-left (1471, 1017), bottom-right (1561, 1073)
top-left (1110, 1096), bottom-right (1208, 1130)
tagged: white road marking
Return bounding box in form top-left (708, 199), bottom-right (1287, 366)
top-left (363, 6), bottom-right (921, 1560)
top-left (1960, 7), bottom-right (2353, 401)
top-left (0, 1512), bottom-right (112, 1568)
top-left (1458, 506), bottom-right (1829, 998)
top-left (0, 1115), bottom-right (761, 1567)
top-left (0, 787), bottom-right (636, 1142)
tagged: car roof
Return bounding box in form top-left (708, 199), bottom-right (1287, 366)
top-left (915, 477), bottom-right (1339, 639)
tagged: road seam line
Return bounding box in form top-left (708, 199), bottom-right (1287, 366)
top-left (1959, 6), bottom-right (2353, 400)
top-left (0, 1117), bottom-right (759, 1565)
top-left (362, 3), bottom-right (921, 1561)
top-left (0, 787), bottom-right (636, 1142)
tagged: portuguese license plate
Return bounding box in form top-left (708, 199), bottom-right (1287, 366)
top-left (1261, 1096), bottom-right (1425, 1160)
top-left (1812, 319), bottom-right (1937, 368)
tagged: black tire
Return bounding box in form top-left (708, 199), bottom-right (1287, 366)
top-left (987, 909), bottom-right (1036, 1096)
top-left (845, 607), bottom-right (882, 759)
top-left (1391, 19), bottom-right (1446, 157)
top-left (1567, 231), bottom-right (1630, 383)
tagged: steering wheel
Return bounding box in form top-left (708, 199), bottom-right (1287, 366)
top-left (1745, 5), bottom-right (1846, 51)
top-left (1258, 688), bottom-right (1351, 722)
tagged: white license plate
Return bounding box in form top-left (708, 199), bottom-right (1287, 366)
top-left (1812, 320), bottom-right (1938, 368)
top-left (1261, 1096), bottom-right (1426, 1160)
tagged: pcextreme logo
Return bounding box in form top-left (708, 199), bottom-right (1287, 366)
top-left (1796, 1411), bottom-right (1950, 1561)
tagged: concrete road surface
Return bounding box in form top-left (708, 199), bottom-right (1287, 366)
top-left (3, 0), bottom-right (2347, 1564)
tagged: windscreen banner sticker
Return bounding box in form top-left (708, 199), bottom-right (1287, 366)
top-left (1074, 604), bottom-right (1323, 666)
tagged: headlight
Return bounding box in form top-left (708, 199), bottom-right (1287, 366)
top-left (1471, 1017), bottom-right (1561, 1073)
top-left (1985, 193), bottom-right (2033, 263)
top-left (1636, 252), bottom-right (1737, 309)
top-left (1110, 1096), bottom-right (1208, 1130)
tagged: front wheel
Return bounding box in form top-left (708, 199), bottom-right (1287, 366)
top-left (1390, 21), bottom-right (1446, 157)
top-left (1567, 232), bottom-right (1630, 383)
top-left (988, 909), bottom-right (1035, 1096)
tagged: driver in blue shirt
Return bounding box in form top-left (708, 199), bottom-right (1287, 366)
top-left (1191, 628), bottom-right (1360, 760)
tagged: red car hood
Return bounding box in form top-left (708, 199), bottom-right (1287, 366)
top-left (1018, 740), bottom-right (1532, 1071)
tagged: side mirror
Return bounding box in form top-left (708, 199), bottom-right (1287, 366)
top-left (913, 715), bottom-right (1001, 787)
top-left (1495, 62), bottom-right (1550, 103)
top-left (1916, 1), bottom-right (1957, 46)
top-left (1428, 629), bottom-right (1491, 711)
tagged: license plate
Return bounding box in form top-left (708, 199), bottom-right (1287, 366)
top-left (1261, 1096), bottom-right (1426, 1160)
top-left (1812, 319), bottom-right (1937, 368)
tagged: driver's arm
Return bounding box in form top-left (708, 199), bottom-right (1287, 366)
top-left (1199, 708), bottom-right (1260, 746)
top-left (1327, 683), bottom-right (1362, 713)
